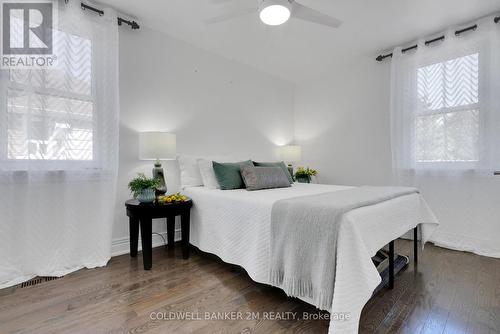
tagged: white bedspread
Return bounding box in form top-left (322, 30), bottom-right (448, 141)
top-left (184, 183), bottom-right (439, 333)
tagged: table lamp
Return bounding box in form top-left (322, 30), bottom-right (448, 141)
top-left (139, 132), bottom-right (177, 195)
top-left (280, 145), bottom-right (301, 178)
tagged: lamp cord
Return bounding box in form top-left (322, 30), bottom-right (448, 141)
top-left (152, 232), bottom-right (167, 247)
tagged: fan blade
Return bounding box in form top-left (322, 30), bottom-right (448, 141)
top-left (211, 0), bottom-right (246, 4)
top-left (292, 2), bottom-right (342, 28)
top-left (205, 7), bottom-right (257, 24)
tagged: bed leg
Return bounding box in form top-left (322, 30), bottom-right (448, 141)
top-left (414, 225), bottom-right (418, 265)
top-left (388, 240), bottom-right (394, 289)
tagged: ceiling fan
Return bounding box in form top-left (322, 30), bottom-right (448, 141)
top-left (205, 0), bottom-right (342, 28)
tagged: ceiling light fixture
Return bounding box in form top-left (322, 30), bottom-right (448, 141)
top-left (259, 0), bottom-right (291, 26)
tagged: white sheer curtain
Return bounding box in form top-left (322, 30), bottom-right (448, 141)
top-left (0, 0), bottom-right (119, 287)
top-left (391, 17), bottom-right (500, 257)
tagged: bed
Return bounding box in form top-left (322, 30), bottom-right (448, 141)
top-left (183, 183), bottom-right (439, 333)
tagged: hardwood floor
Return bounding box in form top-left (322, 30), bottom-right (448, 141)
top-left (0, 240), bottom-right (499, 334)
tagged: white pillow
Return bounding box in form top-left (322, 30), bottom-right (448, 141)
top-left (197, 157), bottom-right (237, 189)
top-left (197, 159), bottom-right (220, 189)
top-left (177, 155), bottom-right (203, 188)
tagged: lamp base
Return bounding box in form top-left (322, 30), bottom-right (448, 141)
top-left (153, 160), bottom-right (167, 196)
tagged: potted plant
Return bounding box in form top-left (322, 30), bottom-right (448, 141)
top-left (128, 173), bottom-right (161, 203)
top-left (294, 167), bottom-right (318, 183)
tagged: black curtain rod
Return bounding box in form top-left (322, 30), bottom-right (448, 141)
top-left (376, 18), bottom-right (499, 62)
top-left (79, 2), bottom-right (140, 29)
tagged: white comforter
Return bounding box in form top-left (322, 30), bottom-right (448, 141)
top-left (184, 183), bottom-right (439, 333)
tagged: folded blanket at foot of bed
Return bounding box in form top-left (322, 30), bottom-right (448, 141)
top-left (269, 186), bottom-right (418, 310)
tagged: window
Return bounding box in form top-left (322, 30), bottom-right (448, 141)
top-left (415, 53), bottom-right (479, 164)
top-left (391, 21), bottom-right (499, 174)
top-left (3, 30), bottom-right (93, 162)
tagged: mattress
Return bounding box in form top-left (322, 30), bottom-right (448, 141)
top-left (183, 183), bottom-right (438, 333)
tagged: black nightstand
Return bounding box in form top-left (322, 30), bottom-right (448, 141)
top-left (125, 199), bottom-right (193, 270)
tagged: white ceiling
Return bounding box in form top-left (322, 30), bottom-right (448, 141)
top-left (99, 0), bottom-right (500, 83)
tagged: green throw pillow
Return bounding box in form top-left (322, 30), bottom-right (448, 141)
top-left (212, 160), bottom-right (254, 190)
top-left (253, 161), bottom-right (293, 184)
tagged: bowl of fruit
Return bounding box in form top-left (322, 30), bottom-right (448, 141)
top-left (157, 193), bottom-right (189, 205)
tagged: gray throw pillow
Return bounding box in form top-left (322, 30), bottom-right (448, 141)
top-left (253, 161), bottom-right (293, 184)
top-left (240, 166), bottom-right (292, 191)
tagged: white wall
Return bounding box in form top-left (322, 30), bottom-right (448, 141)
top-left (112, 27), bottom-right (295, 254)
top-left (294, 55), bottom-right (500, 258)
top-left (294, 57), bottom-right (393, 186)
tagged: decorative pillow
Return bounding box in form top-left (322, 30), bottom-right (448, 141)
top-left (240, 166), bottom-right (291, 191)
top-left (177, 155), bottom-right (203, 188)
top-left (212, 160), bottom-right (253, 190)
top-left (253, 161), bottom-right (293, 184)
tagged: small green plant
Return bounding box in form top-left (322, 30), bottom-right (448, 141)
top-left (294, 167), bottom-right (318, 179)
top-left (128, 173), bottom-right (160, 198)
top-left (294, 167), bottom-right (318, 178)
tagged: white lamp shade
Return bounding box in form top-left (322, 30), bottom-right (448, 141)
top-left (281, 145), bottom-right (301, 163)
top-left (139, 132), bottom-right (176, 160)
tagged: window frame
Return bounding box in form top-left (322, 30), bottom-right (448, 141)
top-left (411, 50), bottom-right (486, 169)
top-left (0, 32), bottom-right (101, 171)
